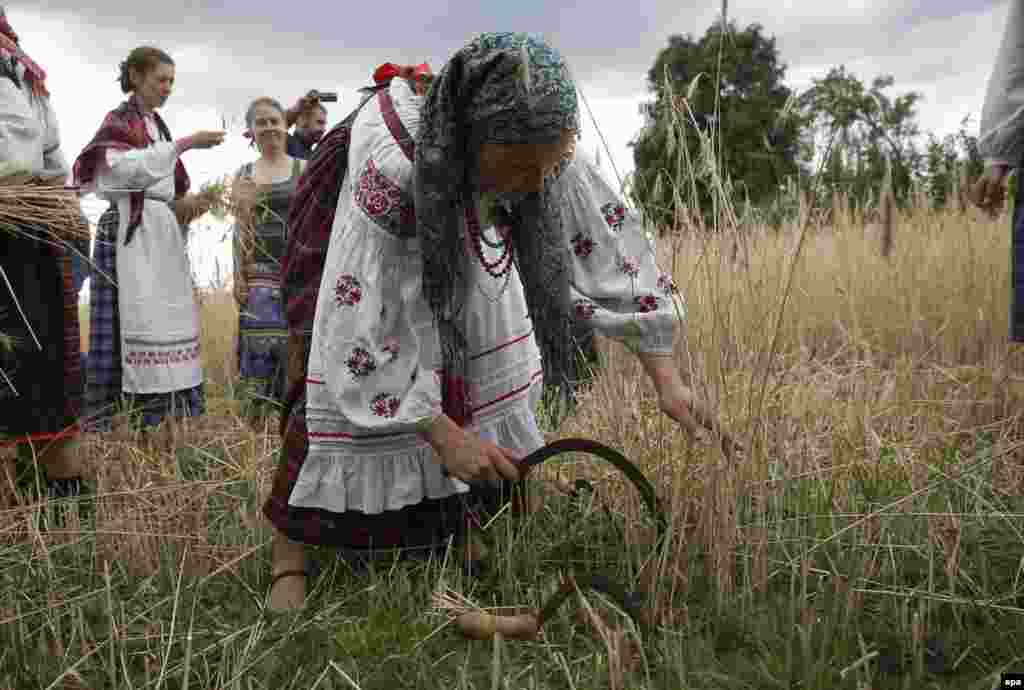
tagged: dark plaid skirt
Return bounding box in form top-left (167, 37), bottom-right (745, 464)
top-left (122, 385), bottom-right (206, 431)
top-left (263, 397), bottom-right (516, 551)
top-left (84, 206), bottom-right (121, 430)
top-left (0, 227), bottom-right (82, 443)
top-left (85, 205), bottom-right (205, 430)
top-left (1013, 164), bottom-right (1024, 342)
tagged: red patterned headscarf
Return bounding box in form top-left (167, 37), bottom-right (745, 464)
top-left (0, 8), bottom-right (48, 97)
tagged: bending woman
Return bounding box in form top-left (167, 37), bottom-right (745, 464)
top-left (263, 33), bottom-right (712, 612)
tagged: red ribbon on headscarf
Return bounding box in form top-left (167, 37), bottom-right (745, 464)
top-left (0, 10), bottom-right (48, 97)
top-left (373, 62), bottom-right (433, 94)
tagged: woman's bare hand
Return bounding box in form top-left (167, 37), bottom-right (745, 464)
top-left (422, 415), bottom-right (522, 483)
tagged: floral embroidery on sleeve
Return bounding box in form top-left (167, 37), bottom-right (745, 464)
top-left (371, 393), bottom-right (401, 418)
top-left (620, 256), bottom-right (640, 277)
top-left (574, 299), bottom-right (596, 319)
top-left (346, 347), bottom-right (377, 378)
top-left (335, 274), bottom-right (363, 307)
top-left (382, 337), bottom-right (401, 362)
top-left (601, 201), bottom-right (626, 231)
top-left (634, 295), bottom-right (659, 313)
top-left (656, 272), bottom-right (677, 295)
top-left (354, 158), bottom-right (416, 238)
top-left (571, 231), bottom-right (595, 258)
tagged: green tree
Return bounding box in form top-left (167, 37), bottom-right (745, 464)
top-left (799, 67), bottom-right (923, 211)
top-left (630, 20), bottom-right (805, 231)
top-left (923, 132), bottom-right (959, 209)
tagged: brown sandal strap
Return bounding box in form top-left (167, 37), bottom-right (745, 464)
top-left (270, 569), bottom-right (308, 589)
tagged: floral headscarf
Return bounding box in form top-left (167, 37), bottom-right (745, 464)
top-left (414, 32), bottom-right (581, 427)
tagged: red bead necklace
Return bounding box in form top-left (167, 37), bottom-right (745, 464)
top-left (464, 204), bottom-right (514, 279)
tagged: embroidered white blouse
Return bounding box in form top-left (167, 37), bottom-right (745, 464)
top-left (0, 60), bottom-right (66, 177)
top-left (290, 77), bottom-right (681, 515)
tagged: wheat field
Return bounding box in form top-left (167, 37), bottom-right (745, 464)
top-left (4, 200), bottom-right (1024, 688)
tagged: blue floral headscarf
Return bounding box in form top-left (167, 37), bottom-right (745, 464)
top-left (414, 32), bottom-right (581, 426)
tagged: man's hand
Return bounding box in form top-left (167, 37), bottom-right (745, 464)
top-left (969, 163), bottom-right (1010, 215)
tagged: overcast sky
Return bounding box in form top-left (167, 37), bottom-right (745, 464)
top-left (4, 0), bottom-right (1009, 287)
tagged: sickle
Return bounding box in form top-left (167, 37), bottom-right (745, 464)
top-left (513, 437), bottom-right (668, 541)
top-left (514, 439), bottom-right (667, 640)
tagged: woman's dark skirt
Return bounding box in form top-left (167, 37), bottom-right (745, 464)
top-left (0, 227), bottom-right (82, 444)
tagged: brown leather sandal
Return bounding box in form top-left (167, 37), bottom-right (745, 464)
top-left (270, 569), bottom-right (308, 587)
top-left (267, 569), bottom-right (309, 611)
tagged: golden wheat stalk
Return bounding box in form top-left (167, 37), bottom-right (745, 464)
top-left (226, 181), bottom-right (288, 269)
top-left (430, 586), bottom-right (540, 641)
top-left (198, 177), bottom-right (231, 220)
top-left (431, 587), bottom-right (481, 617)
top-left (0, 179), bottom-right (89, 243)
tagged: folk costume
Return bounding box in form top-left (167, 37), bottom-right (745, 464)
top-left (264, 33), bottom-right (678, 554)
top-left (234, 157), bottom-right (303, 417)
top-left (74, 96), bottom-right (204, 430)
top-left (0, 8), bottom-right (87, 511)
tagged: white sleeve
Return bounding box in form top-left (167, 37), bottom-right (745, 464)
top-left (980, 0), bottom-right (1024, 165)
top-left (559, 155), bottom-right (680, 354)
top-left (40, 96), bottom-right (68, 179)
top-left (0, 76), bottom-right (39, 171)
top-left (99, 142), bottom-right (179, 191)
top-left (317, 217), bottom-right (442, 432)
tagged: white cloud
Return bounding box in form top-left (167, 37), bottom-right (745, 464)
top-left (5, 1), bottom-right (1012, 289)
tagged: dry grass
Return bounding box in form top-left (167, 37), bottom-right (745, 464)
top-left (6, 195), bottom-right (1024, 687)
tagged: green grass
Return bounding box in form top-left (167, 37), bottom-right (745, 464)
top-left (2, 422), bottom-right (1023, 689)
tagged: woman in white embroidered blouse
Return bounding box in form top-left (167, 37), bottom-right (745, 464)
top-left (263, 33), bottom-right (726, 612)
top-left (0, 7), bottom-right (89, 526)
top-left (74, 46), bottom-right (224, 450)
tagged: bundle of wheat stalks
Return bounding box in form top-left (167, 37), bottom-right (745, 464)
top-left (198, 177), bottom-right (231, 221)
top-left (0, 172), bottom-right (89, 356)
top-left (0, 173), bottom-right (89, 244)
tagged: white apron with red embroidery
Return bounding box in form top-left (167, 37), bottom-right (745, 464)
top-left (96, 115), bottom-right (203, 396)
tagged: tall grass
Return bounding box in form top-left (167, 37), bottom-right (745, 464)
top-left (4, 70), bottom-right (1024, 690)
top-left (6, 190), bottom-right (1017, 688)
